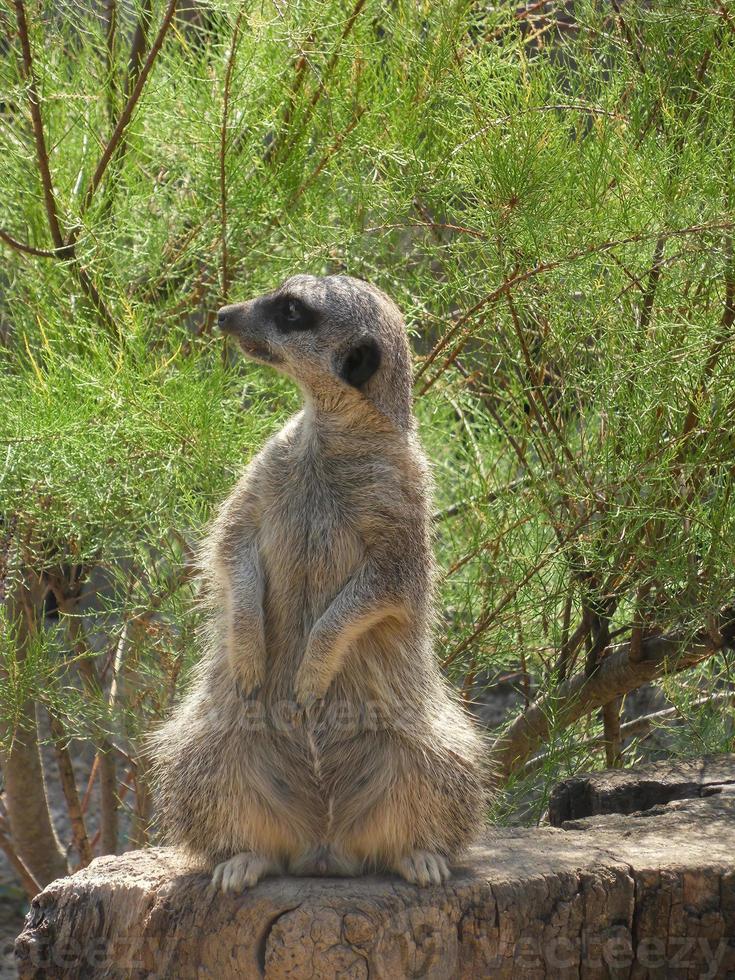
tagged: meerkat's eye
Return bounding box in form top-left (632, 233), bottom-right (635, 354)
top-left (273, 296), bottom-right (316, 333)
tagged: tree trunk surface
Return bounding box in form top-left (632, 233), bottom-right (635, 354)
top-left (15, 793), bottom-right (735, 978)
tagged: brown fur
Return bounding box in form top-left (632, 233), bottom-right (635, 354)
top-left (149, 275), bottom-right (487, 889)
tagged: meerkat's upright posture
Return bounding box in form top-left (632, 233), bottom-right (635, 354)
top-left (150, 275), bottom-right (486, 890)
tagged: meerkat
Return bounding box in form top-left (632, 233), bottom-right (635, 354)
top-left (149, 275), bottom-right (487, 891)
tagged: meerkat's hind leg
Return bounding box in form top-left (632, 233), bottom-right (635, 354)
top-left (395, 851), bottom-right (450, 887)
top-left (210, 852), bottom-right (282, 893)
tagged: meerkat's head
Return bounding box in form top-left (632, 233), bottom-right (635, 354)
top-left (217, 275), bottom-right (413, 430)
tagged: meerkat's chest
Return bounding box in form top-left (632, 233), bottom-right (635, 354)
top-left (259, 454), bottom-right (365, 595)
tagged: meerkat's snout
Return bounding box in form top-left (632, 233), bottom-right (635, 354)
top-left (217, 300), bottom-right (282, 365)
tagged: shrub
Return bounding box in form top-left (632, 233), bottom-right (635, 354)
top-left (1, 0), bottom-right (734, 891)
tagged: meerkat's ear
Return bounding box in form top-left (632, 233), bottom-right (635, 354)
top-left (339, 338), bottom-right (381, 388)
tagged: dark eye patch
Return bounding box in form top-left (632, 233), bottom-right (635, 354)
top-left (272, 295), bottom-right (316, 333)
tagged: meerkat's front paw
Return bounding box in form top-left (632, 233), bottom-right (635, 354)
top-left (230, 652), bottom-right (266, 700)
top-left (395, 851), bottom-right (450, 887)
top-left (210, 852), bottom-right (277, 892)
top-left (293, 666), bottom-right (326, 708)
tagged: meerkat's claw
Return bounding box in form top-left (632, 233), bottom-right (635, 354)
top-left (293, 670), bottom-right (326, 710)
top-left (235, 680), bottom-right (262, 701)
top-left (210, 852), bottom-right (276, 892)
top-left (233, 660), bottom-right (266, 700)
top-left (396, 851), bottom-right (450, 887)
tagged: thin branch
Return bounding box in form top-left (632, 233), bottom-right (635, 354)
top-left (48, 713), bottom-right (93, 867)
top-left (126, 0), bottom-right (153, 98)
top-left (490, 604), bottom-right (735, 782)
top-left (609, 0), bottom-right (647, 75)
top-left (415, 220), bottom-right (735, 393)
top-left (637, 233), bottom-right (666, 332)
top-left (220, 8), bottom-right (245, 302)
top-left (80, 752), bottom-right (100, 815)
top-left (601, 697), bottom-right (623, 767)
top-left (13, 0), bottom-right (65, 250)
top-left (12, 2), bottom-right (116, 327)
top-left (105, 0), bottom-right (119, 127)
top-left (78, 0), bottom-right (178, 220)
top-left (0, 818), bottom-right (42, 898)
top-left (0, 228), bottom-right (58, 259)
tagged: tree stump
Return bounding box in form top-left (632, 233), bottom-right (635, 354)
top-left (16, 792), bottom-right (735, 978)
top-left (548, 752), bottom-right (735, 825)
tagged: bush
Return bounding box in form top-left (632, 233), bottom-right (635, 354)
top-left (1, 0), bottom-right (734, 892)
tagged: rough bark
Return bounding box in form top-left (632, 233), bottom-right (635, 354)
top-left (549, 752), bottom-right (735, 825)
top-left (16, 794), bottom-right (735, 978)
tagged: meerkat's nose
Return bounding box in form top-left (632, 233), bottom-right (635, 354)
top-left (217, 306), bottom-right (233, 331)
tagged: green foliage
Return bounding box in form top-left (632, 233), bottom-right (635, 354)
top-left (1, 0), bottom-right (734, 843)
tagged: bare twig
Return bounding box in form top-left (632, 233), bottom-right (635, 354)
top-left (601, 696), bottom-right (623, 767)
top-left (48, 713), bottom-right (93, 867)
top-left (490, 604), bottom-right (735, 781)
top-left (220, 8), bottom-right (246, 301)
top-left (98, 747), bottom-right (118, 855)
top-left (104, 0), bottom-right (119, 126)
top-left (629, 582), bottom-right (652, 663)
top-left (638, 233), bottom-right (666, 332)
top-left (78, 0), bottom-right (178, 220)
top-left (0, 817), bottom-right (42, 898)
top-left (0, 228), bottom-right (58, 258)
top-left (13, 0), bottom-right (66, 251)
top-left (609, 0), bottom-right (646, 71)
top-left (80, 752), bottom-right (100, 815)
top-left (126, 0), bottom-right (153, 97)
